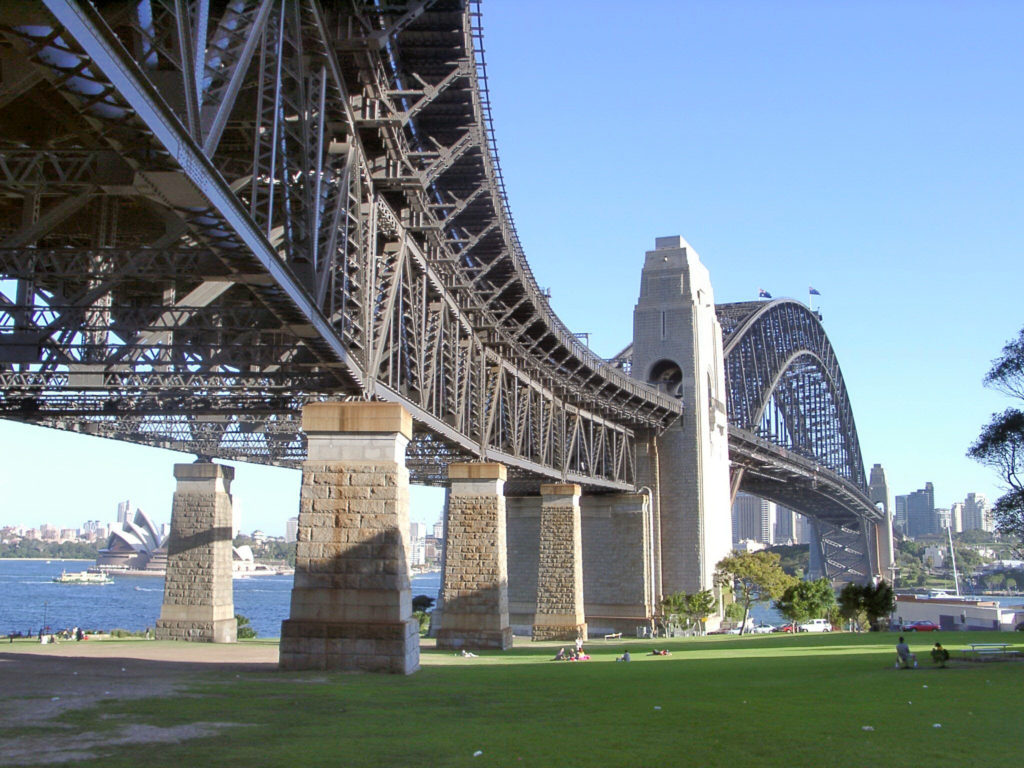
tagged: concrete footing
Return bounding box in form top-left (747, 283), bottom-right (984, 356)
top-left (155, 462), bottom-right (237, 643)
top-left (532, 483), bottom-right (587, 642)
top-left (279, 402), bottom-right (419, 674)
top-left (436, 463), bottom-right (512, 651)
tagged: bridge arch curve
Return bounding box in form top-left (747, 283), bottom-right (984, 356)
top-left (718, 299), bottom-right (867, 488)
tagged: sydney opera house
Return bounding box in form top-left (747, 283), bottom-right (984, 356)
top-left (94, 508), bottom-right (168, 573)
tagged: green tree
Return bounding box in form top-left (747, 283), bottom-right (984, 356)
top-left (838, 583), bottom-right (868, 631)
top-left (863, 580), bottom-right (896, 630)
top-left (775, 578), bottom-right (836, 629)
top-left (969, 327), bottom-right (1024, 554)
top-left (839, 580), bottom-right (896, 631)
top-left (714, 550), bottom-right (795, 635)
top-left (661, 590), bottom-right (714, 634)
top-left (235, 614), bottom-right (257, 639)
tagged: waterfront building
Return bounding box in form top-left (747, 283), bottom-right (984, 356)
top-left (285, 516), bottom-right (298, 544)
top-left (923, 545), bottom-right (946, 569)
top-left (95, 508), bottom-right (167, 571)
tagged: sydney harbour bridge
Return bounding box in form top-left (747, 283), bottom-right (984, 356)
top-left (0, 1), bottom-right (889, 671)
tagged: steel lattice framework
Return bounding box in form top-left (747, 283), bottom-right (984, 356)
top-left (0, 0), bottom-right (683, 491)
top-left (717, 299), bottom-right (878, 581)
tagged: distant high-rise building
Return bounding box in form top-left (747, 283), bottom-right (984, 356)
top-left (906, 482), bottom-right (936, 537)
top-left (285, 516), bottom-right (298, 544)
top-left (432, 521), bottom-right (444, 540)
top-left (894, 495), bottom-right (908, 534)
top-left (950, 502), bottom-right (964, 533)
top-left (732, 493), bottom-right (775, 545)
top-left (935, 508), bottom-right (951, 531)
top-left (410, 521), bottom-right (426, 542)
top-left (793, 513), bottom-right (812, 545)
top-left (774, 505), bottom-right (794, 542)
top-left (116, 500), bottom-right (131, 525)
top-left (963, 493), bottom-right (992, 532)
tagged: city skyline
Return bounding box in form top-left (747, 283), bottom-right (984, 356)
top-left (2, 1), bottom-right (1022, 535)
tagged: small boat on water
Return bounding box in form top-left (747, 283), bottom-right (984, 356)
top-left (52, 570), bottom-right (113, 585)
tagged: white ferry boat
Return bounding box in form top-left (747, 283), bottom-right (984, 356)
top-left (52, 570), bottom-right (114, 585)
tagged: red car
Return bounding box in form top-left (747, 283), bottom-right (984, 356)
top-left (906, 620), bottom-right (940, 632)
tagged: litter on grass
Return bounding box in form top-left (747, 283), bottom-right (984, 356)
top-left (862, 726), bottom-right (874, 732)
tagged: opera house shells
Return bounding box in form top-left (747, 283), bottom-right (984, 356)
top-left (95, 509), bottom-right (168, 572)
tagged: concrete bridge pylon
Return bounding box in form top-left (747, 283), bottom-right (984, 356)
top-left (630, 236), bottom-right (733, 599)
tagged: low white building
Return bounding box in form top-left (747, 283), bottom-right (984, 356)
top-left (893, 594), bottom-right (1024, 632)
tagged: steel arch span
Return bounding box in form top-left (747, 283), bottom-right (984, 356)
top-left (718, 300), bottom-right (881, 582)
top-left (0, 0), bottom-right (681, 492)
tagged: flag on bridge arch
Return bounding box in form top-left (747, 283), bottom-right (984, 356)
top-left (758, 288), bottom-right (772, 299)
top-left (809, 286), bottom-right (821, 296)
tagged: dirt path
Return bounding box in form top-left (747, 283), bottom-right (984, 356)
top-left (0, 640), bottom-right (279, 765)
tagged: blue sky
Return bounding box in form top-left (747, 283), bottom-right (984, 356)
top-left (2, 1), bottom-right (1022, 534)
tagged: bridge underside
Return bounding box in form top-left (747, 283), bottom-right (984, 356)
top-left (729, 428), bottom-right (881, 583)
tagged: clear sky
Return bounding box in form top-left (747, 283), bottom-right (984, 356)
top-left (2, 1), bottom-right (1022, 534)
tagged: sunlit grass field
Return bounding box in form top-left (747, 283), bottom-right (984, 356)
top-left (24, 632), bottom-right (1024, 767)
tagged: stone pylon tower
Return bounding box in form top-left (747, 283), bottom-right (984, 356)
top-left (631, 236), bottom-right (732, 596)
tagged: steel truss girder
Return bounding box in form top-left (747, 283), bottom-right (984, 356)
top-left (0, 0), bottom-right (675, 491)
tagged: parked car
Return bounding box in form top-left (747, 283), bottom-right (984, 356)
top-left (905, 620), bottom-right (940, 632)
top-left (797, 618), bottom-right (832, 633)
top-left (749, 623), bottom-right (776, 634)
top-left (775, 623), bottom-right (797, 633)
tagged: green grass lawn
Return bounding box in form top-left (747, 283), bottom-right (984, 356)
top-left (19, 632), bottom-right (1024, 767)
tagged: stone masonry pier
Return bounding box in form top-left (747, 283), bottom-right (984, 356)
top-left (155, 462), bottom-right (237, 643)
top-left (436, 463), bottom-right (512, 650)
top-left (532, 483), bottom-right (587, 641)
top-left (279, 402), bottom-right (419, 674)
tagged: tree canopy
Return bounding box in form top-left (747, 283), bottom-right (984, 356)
top-left (661, 589), bottom-right (716, 635)
top-left (714, 550), bottom-right (795, 634)
top-left (838, 580), bottom-right (896, 631)
top-left (775, 578), bottom-right (836, 628)
top-left (969, 326), bottom-right (1024, 553)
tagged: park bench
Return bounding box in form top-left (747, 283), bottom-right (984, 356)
top-left (603, 632), bottom-right (622, 640)
top-left (965, 643), bottom-right (1012, 660)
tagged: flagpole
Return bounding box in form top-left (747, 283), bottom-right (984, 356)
top-left (809, 287), bottom-right (813, 312)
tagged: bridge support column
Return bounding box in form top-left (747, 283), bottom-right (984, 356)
top-left (581, 493), bottom-right (655, 636)
top-left (280, 402), bottom-right (419, 674)
top-left (532, 484), bottom-right (587, 642)
top-left (436, 463), bottom-right (512, 650)
top-left (630, 236), bottom-right (732, 596)
top-left (506, 496), bottom-right (540, 633)
top-left (155, 462), bottom-right (236, 643)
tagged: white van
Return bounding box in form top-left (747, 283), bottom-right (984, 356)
top-left (797, 618), bottom-right (831, 633)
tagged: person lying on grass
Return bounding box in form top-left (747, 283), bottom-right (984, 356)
top-left (648, 649), bottom-right (671, 656)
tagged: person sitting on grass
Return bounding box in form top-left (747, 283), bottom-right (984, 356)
top-left (554, 647), bottom-right (566, 661)
top-left (895, 636), bottom-right (917, 668)
top-left (931, 642), bottom-right (950, 668)
top-left (616, 650), bottom-right (631, 662)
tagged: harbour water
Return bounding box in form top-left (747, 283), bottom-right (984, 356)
top-left (4, 560), bottom-right (1020, 639)
top-left (0, 559), bottom-right (440, 639)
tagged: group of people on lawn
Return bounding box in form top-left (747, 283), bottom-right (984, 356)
top-left (896, 636), bottom-right (950, 668)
